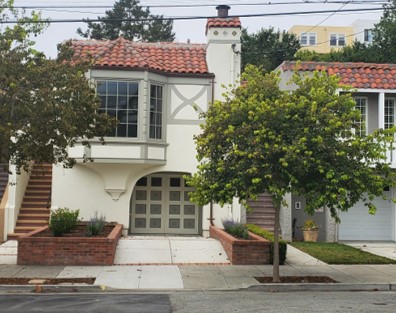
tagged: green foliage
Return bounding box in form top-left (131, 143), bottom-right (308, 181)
top-left (246, 224), bottom-right (287, 265)
top-left (222, 219), bottom-right (249, 239)
top-left (302, 219), bottom-right (319, 231)
top-left (86, 211), bottom-right (107, 236)
top-left (0, 2), bottom-right (117, 172)
top-left (241, 27), bottom-right (300, 72)
top-left (77, 0), bottom-right (175, 42)
top-left (49, 208), bottom-right (79, 237)
top-left (188, 63), bottom-right (396, 219)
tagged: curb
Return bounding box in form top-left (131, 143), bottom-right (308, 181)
top-left (0, 284), bottom-right (103, 294)
top-left (246, 283), bottom-right (393, 292)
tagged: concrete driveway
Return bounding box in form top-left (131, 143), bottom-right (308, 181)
top-left (343, 241), bottom-right (396, 260)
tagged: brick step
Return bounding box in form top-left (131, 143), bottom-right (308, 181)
top-left (26, 185), bottom-right (51, 192)
top-left (23, 196), bottom-right (50, 202)
top-left (14, 226), bottom-right (38, 232)
top-left (28, 179), bottom-right (51, 184)
top-left (24, 191), bottom-right (51, 197)
top-left (18, 213), bottom-right (50, 220)
top-left (19, 208), bottom-right (50, 214)
top-left (22, 202), bottom-right (48, 208)
top-left (7, 233), bottom-right (22, 240)
top-left (16, 220), bottom-right (48, 227)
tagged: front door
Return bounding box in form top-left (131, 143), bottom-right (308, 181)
top-left (130, 173), bottom-right (201, 235)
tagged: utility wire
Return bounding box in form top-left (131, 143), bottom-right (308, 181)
top-left (0, 7), bottom-right (384, 24)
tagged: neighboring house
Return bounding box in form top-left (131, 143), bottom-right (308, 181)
top-left (2, 5), bottom-right (244, 239)
top-left (289, 20), bottom-right (377, 53)
top-left (277, 61), bottom-right (396, 242)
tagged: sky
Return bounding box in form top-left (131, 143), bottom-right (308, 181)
top-left (11, 0), bottom-right (386, 58)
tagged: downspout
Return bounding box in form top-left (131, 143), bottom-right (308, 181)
top-left (209, 76), bottom-right (215, 226)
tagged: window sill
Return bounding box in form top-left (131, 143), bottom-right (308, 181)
top-left (68, 140), bottom-right (168, 164)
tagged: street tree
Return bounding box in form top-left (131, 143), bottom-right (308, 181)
top-left (77, 0), bottom-right (175, 42)
top-left (241, 28), bottom-right (300, 72)
top-left (187, 65), bottom-right (396, 282)
top-left (0, 1), bottom-right (116, 172)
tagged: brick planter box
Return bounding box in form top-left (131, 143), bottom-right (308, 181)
top-left (17, 223), bottom-right (123, 266)
top-left (210, 225), bottom-right (271, 265)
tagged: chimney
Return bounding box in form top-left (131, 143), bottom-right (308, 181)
top-left (216, 5), bottom-right (230, 18)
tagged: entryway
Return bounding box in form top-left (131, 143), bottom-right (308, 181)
top-left (129, 173), bottom-right (202, 235)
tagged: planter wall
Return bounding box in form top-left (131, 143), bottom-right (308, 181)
top-left (17, 223), bottom-right (123, 265)
top-left (210, 225), bottom-right (271, 265)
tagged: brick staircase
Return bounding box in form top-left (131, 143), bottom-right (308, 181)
top-left (246, 192), bottom-right (275, 231)
top-left (8, 164), bottom-right (52, 240)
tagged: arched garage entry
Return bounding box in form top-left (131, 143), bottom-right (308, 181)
top-left (129, 173), bottom-right (202, 235)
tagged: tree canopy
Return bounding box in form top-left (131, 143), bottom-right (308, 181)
top-left (77, 0), bottom-right (175, 42)
top-left (187, 65), bottom-right (396, 281)
top-left (0, 1), bottom-right (116, 172)
top-left (241, 28), bottom-right (300, 72)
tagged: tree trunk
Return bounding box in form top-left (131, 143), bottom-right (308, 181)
top-left (272, 201), bottom-right (281, 283)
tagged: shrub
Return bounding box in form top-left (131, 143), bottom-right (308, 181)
top-left (86, 211), bottom-right (106, 236)
top-left (246, 224), bottom-right (288, 265)
top-left (222, 219), bottom-right (249, 239)
top-left (49, 208), bottom-right (79, 237)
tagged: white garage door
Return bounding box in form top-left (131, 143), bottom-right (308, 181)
top-left (339, 193), bottom-right (394, 241)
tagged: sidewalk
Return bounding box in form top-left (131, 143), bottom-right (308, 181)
top-left (1, 239), bottom-right (396, 291)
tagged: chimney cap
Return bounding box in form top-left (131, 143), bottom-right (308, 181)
top-left (216, 5), bottom-right (230, 17)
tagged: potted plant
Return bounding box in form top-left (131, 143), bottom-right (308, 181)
top-left (302, 219), bottom-right (319, 242)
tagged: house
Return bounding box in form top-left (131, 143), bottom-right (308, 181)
top-left (1, 5), bottom-right (244, 239)
top-left (289, 20), bottom-right (377, 53)
top-left (277, 61), bottom-right (396, 242)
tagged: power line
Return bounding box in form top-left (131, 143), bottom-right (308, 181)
top-left (0, 7), bottom-right (385, 24)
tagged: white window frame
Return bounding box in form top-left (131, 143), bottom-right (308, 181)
top-left (329, 33), bottom-right (346, 47)
top-left (354, 97), bottom-right (368, 136)
top-left (385, 98), bottom-right (396, 130)
top-left (96, 80), bottom-right (139, 138)
top-left (149, 83), bottom-right (164, 140)
top-left (300, 32), bottom-right (317, 46)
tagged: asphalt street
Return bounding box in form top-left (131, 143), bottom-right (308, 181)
top-left (1, 291), bottom-right (396, 313)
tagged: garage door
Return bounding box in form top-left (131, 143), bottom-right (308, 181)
top-left (339, 193), bottom-right (394, 241)
top-left (130, 173), bottom-right (201, 235)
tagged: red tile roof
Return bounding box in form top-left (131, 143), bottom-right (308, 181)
top-left (71, 37), bottom-right (209, 75)
top-left (280, 61), bottom-right (396, 89)
top-left (206, 17), bottom-right (241, 34)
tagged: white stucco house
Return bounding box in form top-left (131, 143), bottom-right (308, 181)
top-left (277, 61), bottom-right (396, 242)
top-left (1, 5), bottom-right (245, 239)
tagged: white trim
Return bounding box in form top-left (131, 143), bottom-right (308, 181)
top-left (379, 92), bottom-right (385, 129)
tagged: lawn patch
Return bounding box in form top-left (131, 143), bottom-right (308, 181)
top-left (291, 242), bottom-right (396, 264)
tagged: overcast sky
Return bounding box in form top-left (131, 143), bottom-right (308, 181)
top-left (12, 0), bottom-right (385, 58)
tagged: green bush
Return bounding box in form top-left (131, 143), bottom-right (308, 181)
top-left (86, 211), bottom-right (106, 236)
top-left (222, 219), bottom-right (249, 239)
top-left (49, 208), bottom-right (79, 237)
top-left (246, 224), bottom-right (288, 265)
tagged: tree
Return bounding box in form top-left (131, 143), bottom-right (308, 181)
top-left (187, 65), bottom-right (396, 282)
top-left (241, 28), bottom-right (300, 72)
top-left (0, 1), bottom-right (116, 172)
top-left (77, 0), bottom-right (175, 42)
top-left (370, 0), bottom-right (396, 63)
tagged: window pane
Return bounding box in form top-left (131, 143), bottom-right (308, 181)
top-left (118, 82), bottom-right (127, 95)
top-left (107, 82), bottom-right (117, 95)
top-left (97, 81), bottom-right (106, 95)
top-left (151, 177), bottom-right (162, 187)
top-left (136, 177), bottom-right (147, 186)
top-left (330, 35), bottom-right (337, 46)
top-left (338, 35), bottom-right (345, 46)
top-left (117, 124), bottom-right (127, 137)
top-left (128, 125), bottom-right (137, 137)
top-left (96, 80), bottom-right (139, 138)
